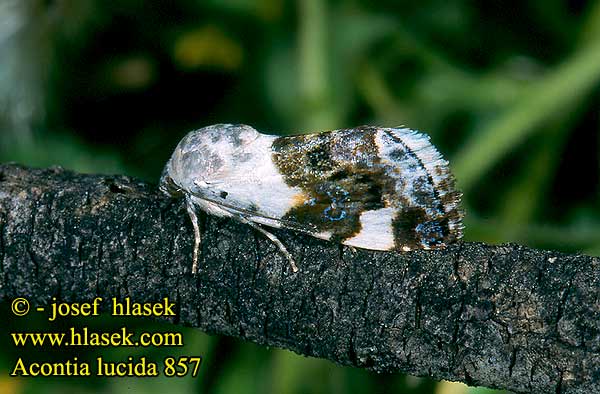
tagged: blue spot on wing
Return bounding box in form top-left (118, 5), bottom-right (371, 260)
top-left (324, 206), bottom-right (347, 221)
top-left (323, 186), bottom-right (350, 221)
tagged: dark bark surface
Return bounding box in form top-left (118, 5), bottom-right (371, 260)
top-left (0, 163), bottom-right (598, 393)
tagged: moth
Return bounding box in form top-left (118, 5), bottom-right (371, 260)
top-left (160, 124), bottom-right (463, 274)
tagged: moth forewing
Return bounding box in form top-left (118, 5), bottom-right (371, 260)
top-left (160, 124), bottom-right (463, 274)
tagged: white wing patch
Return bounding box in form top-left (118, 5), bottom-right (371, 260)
top-left (216, 134), bottom-right (304, 219)
top-left (343, 208), bottom-right (395, 250)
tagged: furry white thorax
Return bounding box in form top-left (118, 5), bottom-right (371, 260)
top-left (169, 127), bottom-right (303, 220)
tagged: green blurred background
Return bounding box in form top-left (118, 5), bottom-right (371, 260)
top-left (1, 0), bottom-right (599, 393)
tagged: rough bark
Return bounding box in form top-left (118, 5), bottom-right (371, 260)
top-left (0, 163), bottom-right (598, 393)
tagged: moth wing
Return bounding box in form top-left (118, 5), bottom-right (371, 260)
top-left (260, 166), bottom-right (398, 250)
top-left (267, 129), bottom-right (402, 250)
top-left (188, 184), bottom-right (325, 237)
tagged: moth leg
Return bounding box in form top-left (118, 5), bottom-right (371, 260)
top-left (185, 198), bottom-right (201, 274)
top-left (238, 217), bottom-right (298, 272)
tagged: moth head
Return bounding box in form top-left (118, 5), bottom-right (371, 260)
top-left (159, 166), bottom-right (184, 198)
top-left (161, 124), bottom-right (260, 196)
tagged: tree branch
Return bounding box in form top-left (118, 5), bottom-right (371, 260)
top-left (0, 163), bottom-right (598, 393)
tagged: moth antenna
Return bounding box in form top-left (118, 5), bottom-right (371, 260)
top-left (238, 217), bottom-right (298, 272)
top-left (185, 197), bottom-right (201, 274)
